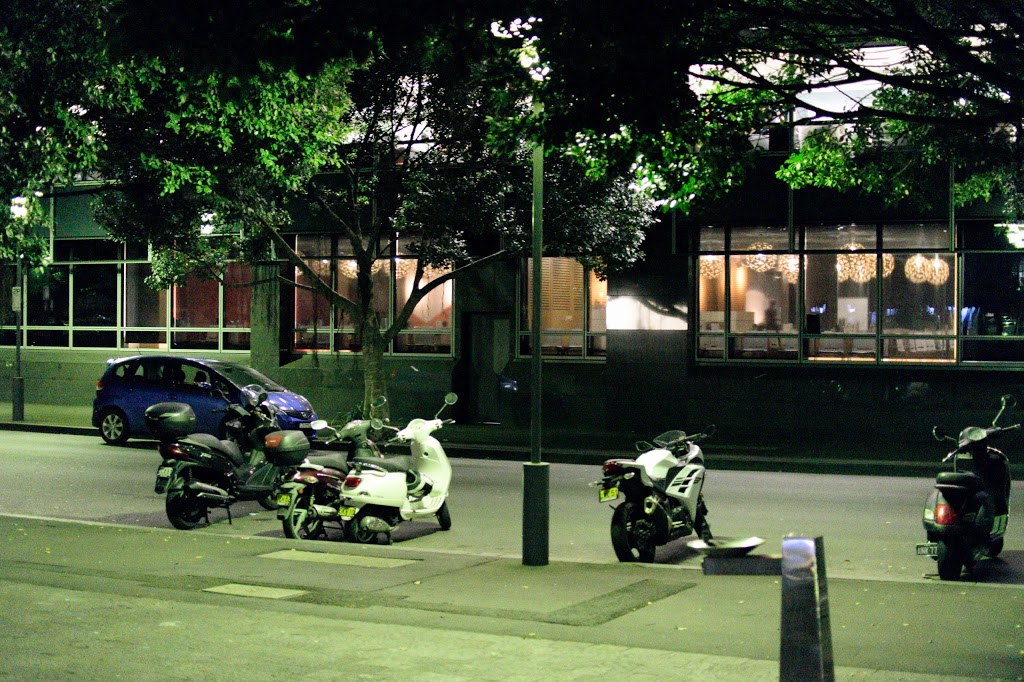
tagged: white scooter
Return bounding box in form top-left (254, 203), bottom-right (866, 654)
top-left (337, 392), bottom-right (457, 544)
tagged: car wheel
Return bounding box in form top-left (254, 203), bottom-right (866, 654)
top-left (99, 408), bottom-right (130, 445)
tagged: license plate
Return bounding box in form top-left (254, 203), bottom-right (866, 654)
top-left (157, 466), bottom-right (172, 479)
top-left (916, 543), bottom-right (938, 556)
top-left (300, 423), bottom-right (311, 429)
top-left (339, 506), bottom-right (357, 519)
top-left (275, 493), bottom-right (293, 508)
top-left (599, 486), bottom-right (618, 502)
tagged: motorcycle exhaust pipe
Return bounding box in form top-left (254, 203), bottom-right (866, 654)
top-left (312, 504), bottom-right (339, 519)
top-left (188, 481), bottom-right (231, 502)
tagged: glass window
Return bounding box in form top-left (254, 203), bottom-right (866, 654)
top-left (54, 239), bottom-right (122, 261)
top-left (172, 273), bottom-right (219, 328)
top-left (882, 254), bottom-right (955, 335)
top-left (124, 263), bottom-right (166, 328)
top-left (397, 262), bottom-right (452, 332)
top-left (728, 255), bottom-right (798, 333)
top-left (27, 266), bottom-right (69, 326)
top-left (521, 257), bottom-right (603, 358)
top-left (224, 262), bottom-right (251, 329)
top-left (883, 223), bottom-right (949, 250)
top-left (699, 226), bottom-right (725, 251)
top-left (731, 225), bottom-right (788, 251)
top-left (804, 254), bottom-right (877, 334)
top-left (73, 264), bottom-right (117, 326)
top-left (334, 259), bottom-right (389, 330)
top-left (804, 223), bottom-right (877, 250)
top-left (961, 253), bottom-right (1024, 337)
top-left (0, 265), bottom-right (18, 327)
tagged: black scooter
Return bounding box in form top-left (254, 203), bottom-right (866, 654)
top-left (147, 384), bottom-right (284, 530)
top-left (917, 395), bottom-right (1019, 580)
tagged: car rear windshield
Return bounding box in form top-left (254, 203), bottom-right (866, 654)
top-left (214, 364), bottom-right (286, 392)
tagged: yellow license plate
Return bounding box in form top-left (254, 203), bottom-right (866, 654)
top-left (599, 486), bottom-right (618, 502)
top-left (275, 493), bottom-right (292, 508)
top-left (339, 507), bottom-right (357, 519)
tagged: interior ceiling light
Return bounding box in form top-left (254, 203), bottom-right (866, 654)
top-left (776, 254), bottom-right (800, 283)
top-left (905, 254), bottom-right (949, 285)
top-left (835, 243), bottom-right (894, 283)
top-left (699, 255), bottom-right (724, 279)
top-left (741, 242), bottom-right (777, 272)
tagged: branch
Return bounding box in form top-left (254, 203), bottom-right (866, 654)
top-left (382, 249), bottom-right (510, 343)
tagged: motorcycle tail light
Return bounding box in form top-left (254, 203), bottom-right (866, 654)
top-left (935, 503), bottom-right (956, 526)
top-left (158, 442), bottom-right (188, 460)
top-left (344, 475), bottom-right (362, 489)
top-left (603, 459), bottom-right (630, 475)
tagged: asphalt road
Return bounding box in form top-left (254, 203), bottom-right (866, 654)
top-left (1, 431), bottom-right (1023, 680)
top-left (0, 431), bottom-right (1021, 583)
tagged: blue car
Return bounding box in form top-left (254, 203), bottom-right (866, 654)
top-left (92, 355), bottom-right (317, 445)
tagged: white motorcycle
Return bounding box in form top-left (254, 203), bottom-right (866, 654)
top-left (335, 392), bottom-right (458, 544)
top-left (596, 426), bottom-right (714, 562)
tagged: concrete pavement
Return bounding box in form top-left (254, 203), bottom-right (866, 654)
top-left (1, 514), bottom-right (1021, 681)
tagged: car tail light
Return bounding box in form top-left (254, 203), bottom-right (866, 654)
top-left (935, 503), bottom-right (956, 526)
top-left (344, 475), bottom-right (362, 489)
top-left (95, 379), bottom-right (103, 392)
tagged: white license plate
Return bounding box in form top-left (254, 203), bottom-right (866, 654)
top-left (599, 486), bottom-right (618, 502)
top-left (916, 543), bottom-right (938, 556)
top-left (339, 507), bottom-right (357, 519)
top-left (156, 466), bottom-right (172, 479)
top-left (275, 493), bottom-right (293, 508)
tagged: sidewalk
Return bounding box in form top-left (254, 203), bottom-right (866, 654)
top-left (0, 514), bottom-right (1011, 681)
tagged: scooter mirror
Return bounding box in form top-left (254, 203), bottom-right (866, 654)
top-left (444, 392), bottom-right (458, 405)
top-left (1002, 394), bottom-right (1016, 409)
top-left (310, 419), bottom-right (329, 430)
top-left (932, 425), bottom-right (947, 442)
top-left (370, 418), bottom-right (384, 430)
top-left (370, 396), bottom-right (388, 410)
top-left (705, 424), bottom-right (716, 437)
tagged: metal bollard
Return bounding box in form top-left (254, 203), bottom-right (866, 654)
top-left (779, 536), bottom-right (834, 682)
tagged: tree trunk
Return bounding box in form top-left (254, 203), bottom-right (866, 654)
top-left (359, 312), bottom-right (389, 419)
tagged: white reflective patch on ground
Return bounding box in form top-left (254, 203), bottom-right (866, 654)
top-left (260, 549), bottom-right (416, 568)
top-left (203, 584), bottom-right (308, 599)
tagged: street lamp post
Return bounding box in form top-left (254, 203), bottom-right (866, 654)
top-left (523, 100), bottom-right (549, 567)
top-left (12, 253), bottom-right (23, 421)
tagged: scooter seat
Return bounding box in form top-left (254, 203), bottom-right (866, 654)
top-left (353, 455), bottom-right (414, 473)
top-left (185, 433), bottom-right (245, 467)
top-left (305, 450), bottom-right (350, 473)
top-left (936, 471), bottom-right (984, 489)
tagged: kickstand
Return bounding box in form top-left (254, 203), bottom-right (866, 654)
top-left (226, 506), bottom-right (233, 525)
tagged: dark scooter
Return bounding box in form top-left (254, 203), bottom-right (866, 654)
top-left (148, 384), bottom-right (284, 529)
top-left (917, 394), bottom-right (1019, 580)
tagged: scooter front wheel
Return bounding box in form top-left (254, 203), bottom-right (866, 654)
top-left (610, 501), bottom-right (657, 563)
top-left (282, 491), bottom-right (326, 540)
top-left (936, 540), bottom-right (963, 580)
top-left (436, 500), bottom-right (452, 530)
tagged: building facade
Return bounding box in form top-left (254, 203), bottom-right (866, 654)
top-left (3, 154), bottom-right (1023, 461)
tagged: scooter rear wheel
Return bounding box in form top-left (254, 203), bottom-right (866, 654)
top-left (344, 509), bottom-right (380, 544)
top-left (610, 501), bottom-right (657, 563)
top-left (936, 540), bottom-right (962, 580)
top-left (166, 486), bottom-right (207, 530)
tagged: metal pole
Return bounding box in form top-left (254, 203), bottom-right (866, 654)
top-left (523, 100), bottom-right (549, 566)
top-left (12, 254), bottom-right (23, 422)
